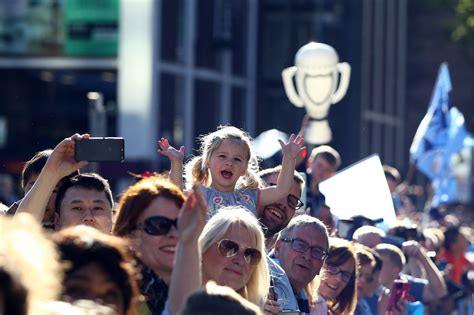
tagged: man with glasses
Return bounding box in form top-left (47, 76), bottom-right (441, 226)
top-left (267, 214), bottom-right (329, 313)
top-left (258, 166), bottom-right (305, 251)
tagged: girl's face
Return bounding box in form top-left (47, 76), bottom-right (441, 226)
top-left (130, 196), bottom-right (180, 282)
top-left (201, 224), bottom-right (260, 291)
top-left (206, 139), bottom-right (249, 192)
top-left (319, 258), bottom-right (355, 301)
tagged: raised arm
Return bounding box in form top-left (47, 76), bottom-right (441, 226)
top-left (158, 138), bottom-right (185, 188)
top-left (167, 186), bottom-right (207, 315)
top-left (402, 241), bottom-right (447, 302)
top-left (16, 134), bottom-right (89, 222)
top-left (259, 134), bottom-right (305, 207)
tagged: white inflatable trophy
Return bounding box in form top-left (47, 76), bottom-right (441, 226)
top-left (282, 42), bottom-right (351, 144)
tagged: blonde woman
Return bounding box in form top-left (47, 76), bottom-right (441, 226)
top-left (167, 206), bottom-right (270, 314)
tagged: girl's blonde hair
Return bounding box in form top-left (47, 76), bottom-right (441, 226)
top-left (184, 126), bottom-right (262, 191)
top-left (199, 206), bottom-right (270, 308)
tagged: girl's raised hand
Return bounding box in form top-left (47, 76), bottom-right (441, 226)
top-left (158, 138), bottom-right (185, 162)
top-left (278, 133), bottom-right (305, 160)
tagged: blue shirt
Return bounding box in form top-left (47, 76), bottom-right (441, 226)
top-left (400, 274), bottom-right (427, 303)
top-left (198, 185), bottom-right (259, 216)
top-left (267, 256), bottom-right (300, 311)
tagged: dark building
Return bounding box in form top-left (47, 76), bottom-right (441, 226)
top-left (0, 0), bottom-right (472, 204)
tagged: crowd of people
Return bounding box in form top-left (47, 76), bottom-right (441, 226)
top-left (0, 124), bottom-right (473, 315)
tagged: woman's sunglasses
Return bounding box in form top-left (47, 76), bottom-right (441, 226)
top-left (217, 239), bottom-right (262, 265)
top-left (135, 216), bottom-right (177, 236)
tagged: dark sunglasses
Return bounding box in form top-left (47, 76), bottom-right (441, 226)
top-left (325, 263), bottom-right (353, 282)
top-left (135, 216), bottom-right (177, 236)
top-left (281, 238), bottom-right (328, 261)
top-left (217, 239), bottom-right (262, 265)
top-left (266, 182), bottom-right (304, 210)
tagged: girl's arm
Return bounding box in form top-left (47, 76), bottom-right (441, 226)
top-left (158, 138), bottom-right (185, 188)
top-left (259, 134), bottom-right (305, 207)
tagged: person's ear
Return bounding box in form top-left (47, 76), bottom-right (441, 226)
top-left (274, 239), bottom-right (282, 258)
top-left (53, 212), bottom-right (60, 231)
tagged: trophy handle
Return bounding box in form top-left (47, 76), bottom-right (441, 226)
top-left (332, 62), bottom-right (351, 104)
top-left (282, 67), bottom-right (305, 108)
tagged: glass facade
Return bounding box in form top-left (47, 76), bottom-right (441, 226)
top-left (0, 0), bottom-right (118, 57)
top-left (0, 69), bottom-right (117, 158)
top-left (1, 0), bottom-right (409, 181)
top-left (152, 0), bottom-right (257, 153)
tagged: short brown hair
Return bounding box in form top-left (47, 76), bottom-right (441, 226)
top-left (258, 165), bottom-right (305, 191)
top-left (21, 149), bottom-right (79, 191)
top-left (52, 226), bottom-right (139, 315)
top-left (308, 145), bottom-right (341, 169)
top-left (374, 243), bottom-right (405, 270)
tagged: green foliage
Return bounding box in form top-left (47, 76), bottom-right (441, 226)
top-left (451, 0), bottom-right (474, 41)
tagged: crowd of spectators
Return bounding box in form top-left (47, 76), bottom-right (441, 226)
top-left (0, 127), bottom-right (473, 315)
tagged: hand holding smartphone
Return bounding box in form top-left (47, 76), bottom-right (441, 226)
top-left (74, 137), bottom-right (125, 162)
top-left (386, 279), bottom-right (410, 312)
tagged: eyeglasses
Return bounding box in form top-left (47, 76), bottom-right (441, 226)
top-left (325, 263), bottom-right (353, 282)
top-left (266, 182), bottom-right (304, 210)
top-left (135, 216), bottom-right (177, 236)
top-left (280, 238), bottom-right (328, 261)
top-left (217, 239), bottom-right (262, 265)
top-left (287, 194), bottom-right (304, 210)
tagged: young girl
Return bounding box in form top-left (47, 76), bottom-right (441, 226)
top-left (158, 126), bottom-right (304, 216)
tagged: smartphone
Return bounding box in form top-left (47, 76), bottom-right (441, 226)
top-left (387, 279), bottom-right (410, 312)
top-left (74, 137), bottom-right (125, 162)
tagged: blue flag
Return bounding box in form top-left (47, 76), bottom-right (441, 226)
top-left (410, 63), bottom-right (452, 166)
top-left (410, 63), bottom-right (474, 207)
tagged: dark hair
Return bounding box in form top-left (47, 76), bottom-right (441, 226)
top-left (366, 247), bottom-right (383, 272)
top-left (308, 145), bottom-right (341, 169)
top-left (52, 226), bottom-right (139, 315)
top-left (113, 175), bottom-right (186, 236)
top-left (324, 238), bottom-right (357, 314)
top-left (180, 281), bottom-right (262, 315)
top-left (55, 173), bottom-right (113, 215)
top-left (0, 268), bottom-right (28, 315)
top-left (21, 150), bottom-right (52, 190)
top-left (444, 225), bottom-right (461, 251)
top-left (355, 245), bottom-right (376, 268)
top-left (21, 149), bottom-right (79, 191)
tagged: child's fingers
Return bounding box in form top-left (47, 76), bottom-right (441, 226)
top-left (277, 139), bottom-right (285, 148)
top-left (179, 146), bottom-right (185, 154)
